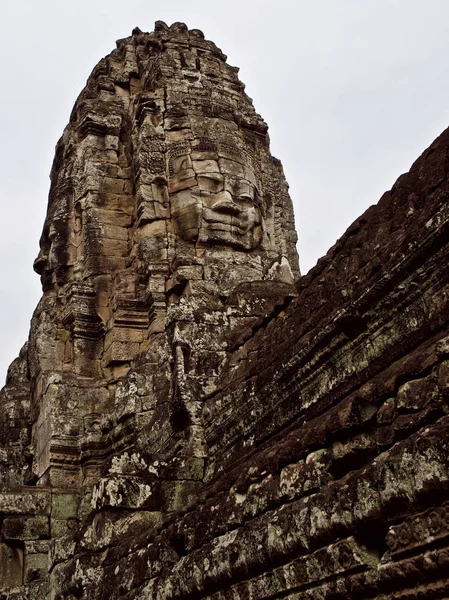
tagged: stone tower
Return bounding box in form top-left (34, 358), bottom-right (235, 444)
top-left (28, 21), bottom-right (299, 497)
top-left (0, 21), bottom-right (299, 596)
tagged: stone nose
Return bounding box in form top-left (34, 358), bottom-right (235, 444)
top-left (33, 251), bottom-right (47, 275)
top-left (211, 192), bottom-right (242, 216)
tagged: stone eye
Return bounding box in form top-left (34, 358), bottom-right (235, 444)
top-left (198, 174), bottom-right (224, 194)
top-left (237, 194), bottom-right (254, 205)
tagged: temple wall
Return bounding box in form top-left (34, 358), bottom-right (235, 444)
top-left (204, 125), bottom-right (449, 477)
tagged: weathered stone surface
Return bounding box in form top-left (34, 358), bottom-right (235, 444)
top-left (0, 544), bottom-right (23, 589)
top-left (1, 20), bottom-right (449, 600)
top-left (2, 516), bottom-right (49, 541)
top-left (0, 490), bottom-right (51, 515)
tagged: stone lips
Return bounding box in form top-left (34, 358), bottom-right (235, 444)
top-left (1, 20), bottom-right (449, 600)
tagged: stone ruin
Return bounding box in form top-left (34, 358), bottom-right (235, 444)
top-left (1, 20), bottom-right (449, 599)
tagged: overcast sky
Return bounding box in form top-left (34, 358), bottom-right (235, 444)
top-left (1, 0), bottom-right (449, 382)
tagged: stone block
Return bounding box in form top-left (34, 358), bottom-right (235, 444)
top-left (104, 341), bottom-right (140, 365)
top-left (0, 543), bottom-right (23, 589)
top-left (137, 219), bottom-right (167, 238)
top-left (50, 519), bottom-right (78, 538)
top-left (24, 540), bottom-right (50, 555)
top-left (72, 357), bottom-right (102, 378)
top-left (46, 466), bottom-right (81, 489)
top-left (102, 224), bottom-right (129, 241)
top-left (168, 175), bottom-right (197, 194)
top-left (104, 328), bottom-right (146, 346)
top-left (80, 510), bottom-right (163, 551)
top-left (92, 207), bottom-right (132, 227)
top-left (24, 552), bottom-right (48, 584)
top-left (102, 177), bottom-right (125, 194)
top-left (146, 277), bottom-right (166, 294)
top-left (192, 159), bottom-right (220, 174)
top-left (0, 490), bottom-right (51, 515)
top-left (218, 157), bottom-right (244, 177)
top-left (3, 516), bottom-right (49, 541)
top-left (148, 312), bottom-right (166, 334)
top-left (176, 265), bottom-right (204, 281)
top-left (100, 237), bottom-right (129, 257)
top-left (51, 492), bottom-right (80, 520)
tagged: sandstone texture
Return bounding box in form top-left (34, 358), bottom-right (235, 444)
top-left (1, 21), bottom-right (449, 600)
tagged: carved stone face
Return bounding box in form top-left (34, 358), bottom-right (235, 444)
top-left (33, 220), bottom-right (71, 289)
top-left (168, 143), bottom-right (263, 251)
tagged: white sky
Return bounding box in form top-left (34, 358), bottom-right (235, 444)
top-left (2, 0), bottom-right (449, 382)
